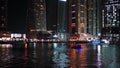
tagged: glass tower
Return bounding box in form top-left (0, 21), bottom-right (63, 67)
top-left (57, 0), bottom-right (69, 41)
top-left (57, 0), bottom-right (67, 33)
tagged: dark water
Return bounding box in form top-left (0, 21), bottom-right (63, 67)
top-left (0, 43), bottom-right (120, 68)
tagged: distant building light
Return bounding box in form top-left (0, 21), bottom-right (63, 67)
top-left (0, 38), bottom-right (2, 41)
top-left (60, 0), bottom-right (67, 2)
top-left (53, 34), bottom-right (58, 38)
top-left (98, 33), bottom-right (101, 36)
top-left (112, 23), bottom-right (115, 26)
top-left (11, 33), bottom-right (26, 38)
top-left (72, 4), bottom-right (76, 7)
top-left (72, 11), bottom-right (76, 13)
top-left (71, 23), bottom-right (76, 27)
top-left (61, 34), bottom-right (64, 39)
top-left (72, 17), bottom-right (76, 19)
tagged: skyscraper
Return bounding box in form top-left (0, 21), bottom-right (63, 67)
top-left (68, 0), bottom-right (102, 36)
top-left (57, 0), bottom-right (69, 41)
top-left (102, 0), bottom-right (120, 42)
top-left (57, 0), bottom-right (68, 33)
top-left (0, 0), bottom-right (8, 32)
top-left (26, 0), bottom-right (47, 39)
top-left (68, 0), bottom-right (78, 34)
top-left (78, 0), bottom-right (87, 34)
top-left (87, 0), bottom-right (102, 36)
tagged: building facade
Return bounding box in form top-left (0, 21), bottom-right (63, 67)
top-left (87, 0), bottom-right (102, 36)
top-left (78, 0), bottom-right (87, 34)
top-left (68, 0), bottom-right (78, 35)
top-left (57, 0), bottom-right (68, 33)
top-left (102, 0), bottom-right (120, 42)
top-left (68, 0), bottom-right (102, 36)
top-left (57, 0), bottom-right (69, 41)
top-left (0, 0), bottom-right (8, 32)
top-left (26, 0), bottom-right (47, 39)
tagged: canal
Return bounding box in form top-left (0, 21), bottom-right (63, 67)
top-left (0, 43), bottom-right (120, 68)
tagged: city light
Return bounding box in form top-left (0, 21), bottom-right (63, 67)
top-left (60, 0), bottom-right (67, 2)
top-left (1, 0), bottom-right (120, 68)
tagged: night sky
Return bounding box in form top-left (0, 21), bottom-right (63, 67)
top-left (7, 0), bottom-right (57, 33)
top-left (8, 0), bottom-right (27, 33)
top-left (46, 0), bottom-right (57, 31)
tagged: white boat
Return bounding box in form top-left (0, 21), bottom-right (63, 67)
top-left (90, 39), bottom-right (110, 45)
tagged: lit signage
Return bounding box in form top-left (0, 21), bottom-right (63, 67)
top-left (71, 23), bottom-right (76, 27)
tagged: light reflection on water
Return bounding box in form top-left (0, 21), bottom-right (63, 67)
top-left (0, 43), bottom-right (120, 68)
top-left (53, 43), bottom-right (70, 68)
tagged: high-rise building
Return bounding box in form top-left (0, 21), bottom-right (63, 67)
top-left (26, 0), bottom-right (47, 39)
top-left (68, 0), bottom-right (87, 34)
top-left (102, 0), bottom-right (120, 42)
top-left (57, 0), bottom-right (69, 41)
top-left (68, 0), bottom-right (78, 35)
top-left (68, 0), bottom-right (102, 36)
top-left (87, 0), bottom-right (102, 36)
top-left (57, 0), bottom-right (68, 33)
top-left (78, 0), bottom-right (87, 34)
top-left (0, 0), bottom-right (8, 32)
